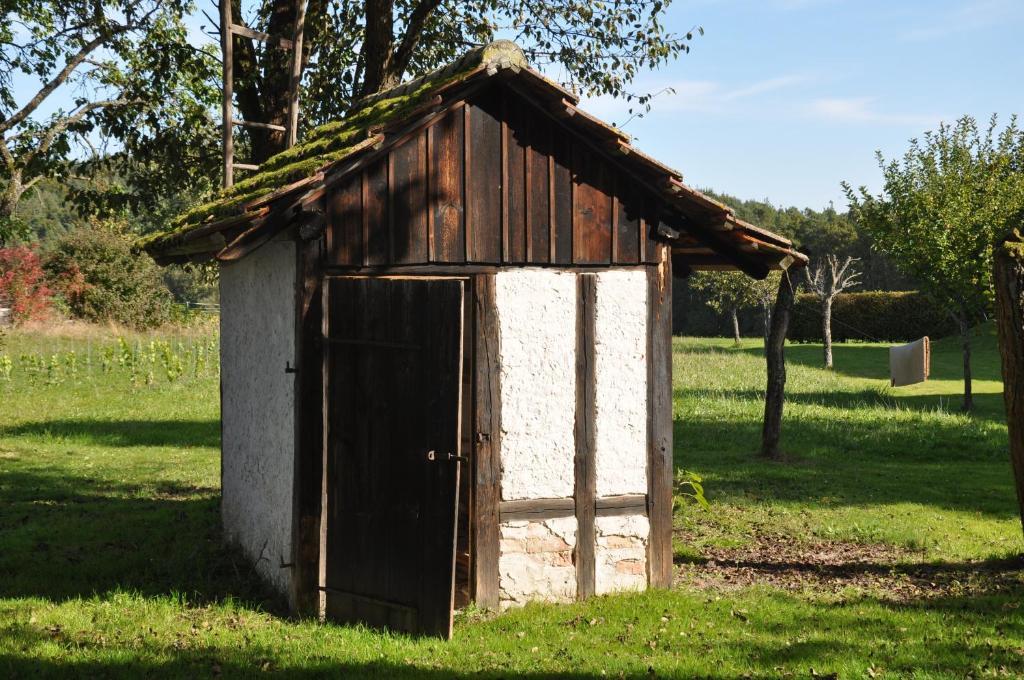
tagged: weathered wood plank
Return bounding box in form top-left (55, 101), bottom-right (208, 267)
top-left (615, 173), bottom-right (641, 264)
top-left (472, 274), bottom-right (501, 609)
top-left (429, 108), bottom-right (466, 263)
top-left (390, 132), bottom-right (429, 264)
top-left (418, 279), bottom-right (464, 638)
top-left (499, 497), bottom-right (575, 522)
top-left (552, 133), bottom-right (574, 264)
top-left (575, 273), bottom-right (597, 599)
top-left (505, 94), bottom-right (528, 263)
top-left (363, 161), bottom-right (389, 265)
top-left (467, 89), bottom-right (503, 262)
top-left (647, 256), bottom-right (674, 589)
top-left (572, 143), bottom-right (613, 265)
top-left (595, 494), bottom-right (647, 511)
top-left (526, 114), bottom-right (550, 264)
top-left (326, 174), bottom-right (362, 266)
top-left (644, 205), bottom-right (662, 265)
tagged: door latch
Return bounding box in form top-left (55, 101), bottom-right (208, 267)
top-left (426, 450), bottom-right (468, 463)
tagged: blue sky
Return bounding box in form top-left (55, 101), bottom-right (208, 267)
top-left (578, 0), bottom-right (1024, 209)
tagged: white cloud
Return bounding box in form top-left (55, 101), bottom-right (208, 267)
top-left (579, 74), bottom-right (809, 124)
top-left (808, 97), bottom-right (946, 127)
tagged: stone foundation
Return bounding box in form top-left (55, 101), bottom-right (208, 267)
top-left (498, 517), bottom-right (578, 608)
top-left (595, 514), bottom-right (649, 595)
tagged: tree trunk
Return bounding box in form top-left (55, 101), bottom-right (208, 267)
top-left (958, 310), bottom-right (974, 412)
top-left (761, 272), bottom-right (797, 459)
top-left (993, 236), bottom-right (1024, 536)
top-left (822, 296), bottom-right (833, 369)
top-left (231, 0), bottom-right (318, 163)
top-left (0, 169), bottom-right (24, 244)
top-left (762, 299), bottom-right (772, 346)
top-left (731, 307), bottom-right (740, 345)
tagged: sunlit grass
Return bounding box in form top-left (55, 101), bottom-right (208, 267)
top-left (0, 323), bottom-right (1022, 678)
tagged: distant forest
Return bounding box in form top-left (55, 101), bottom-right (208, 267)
top-left (13, 178), bottom-right (913, 321)
top-left (675, 190), bottom-right (917, 336)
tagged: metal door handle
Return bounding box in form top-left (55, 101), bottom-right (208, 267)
top-left (426, 450), bottom-right (468, 463)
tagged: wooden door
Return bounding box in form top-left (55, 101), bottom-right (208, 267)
top-left (322, 277), bottom-right (464, 638)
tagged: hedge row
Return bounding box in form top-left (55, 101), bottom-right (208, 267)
top-left (789, 291), bottom-right (957, 343)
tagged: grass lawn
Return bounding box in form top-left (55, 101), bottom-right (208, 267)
top-left (1, 323), bottom-right (1023, 678)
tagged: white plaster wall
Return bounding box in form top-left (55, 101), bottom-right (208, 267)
top-left (594, 514), bottom-right (649, 594)
top-left (593, 270), bottom-right (649, 497)
top-left (494, 269), bottom-right (577, 501)
top-left (219, 236), bottom-right (296, 597)
top-left (498, 517), bottom-right (577, 608)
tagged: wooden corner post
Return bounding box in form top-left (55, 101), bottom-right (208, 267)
top-left (647, 246), bottom-right (674, 589)
top-left (472, 274), bottom-right (501, 608)
top-left (290, 209), bottom-right (325, 616)
top-left (575, 273), bottom-right (597, 599)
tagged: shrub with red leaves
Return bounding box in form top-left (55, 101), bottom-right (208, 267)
top-left (0, 245), bottom-right (53, 324)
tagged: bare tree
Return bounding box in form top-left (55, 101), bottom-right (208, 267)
top-left (804, 255), bottom-right (861, 368)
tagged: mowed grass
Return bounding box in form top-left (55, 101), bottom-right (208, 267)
top-left (675, 323), bottom-right (1020, 561)
top-left (1, 323), bottom-right (1023, 678)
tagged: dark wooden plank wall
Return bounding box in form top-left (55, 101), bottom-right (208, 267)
top-left (325, 83), bottom-right (666, 270)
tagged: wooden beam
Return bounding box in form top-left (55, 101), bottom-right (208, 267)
top-left (229, 23), bottom-right (295, 50)
top-left (233, 162), bottom-right (260, 171)
top-left (220, 0), bottom-right (233, 189)
top-left (647, 252), bottom-right (674, 589)
top-left (472, 274), bottom-right (501, 609)
top-left (575, 273), bottom-right (597, 600)
top-left (285, 0), bottom-right (306, 148)
top-left (595, 494), bottom-right (647, 511)
top-left (499, 498), bottom-right (575, 522)
top-left (290, 206), bottom-right (325, 616)
top-left (232, 118), bottom-right (286, 132)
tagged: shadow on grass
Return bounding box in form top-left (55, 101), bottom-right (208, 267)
top-left (738, 338), bottom-right (1003, 385)
top-left (677, 550), bottom-right (1024, 580)
top-left (670, 410), bottom-right (1016, 517)
top-left (0, 650), bottom-right (637, 680)
top-left (2, 418), bottom-right (221, 448)
top-left (0, 464), bottom-right (275, 610)
top-left (677, 385), bottom-right (1007, 424)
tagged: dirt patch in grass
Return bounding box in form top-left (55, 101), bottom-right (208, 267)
top-left (676, 531), bottom-right (1024, 602)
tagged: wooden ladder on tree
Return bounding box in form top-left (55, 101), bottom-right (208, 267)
top-left (220, 0), bottom-right (307, 188)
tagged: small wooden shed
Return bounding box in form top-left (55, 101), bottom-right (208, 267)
top-left (144, 40), bottom-right (806, 638)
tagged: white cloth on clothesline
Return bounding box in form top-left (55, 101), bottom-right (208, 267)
top-left (890, 336), bottom-right (930, 387)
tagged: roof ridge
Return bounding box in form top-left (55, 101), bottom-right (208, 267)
top-left (349, 40), bottom-right (529, 115)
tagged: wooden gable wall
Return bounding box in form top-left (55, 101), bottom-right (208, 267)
top-left (324, 83), bottom-right (670, 269)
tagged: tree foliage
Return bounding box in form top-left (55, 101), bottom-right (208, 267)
top-left (1, 0), bottom-right (220, 243)
top-left (689, 271), bottom-right (779, 343)
top-left (843, 114), bottom-right (1024, 409)
top-left (224, 0), bottom-right (701, 162)
top-left (0, 244), bottom-right (52, 323)
top-left (844, 115), bottom-right (1024, 323)
top-left (44, 219), bottom-right (174, 328)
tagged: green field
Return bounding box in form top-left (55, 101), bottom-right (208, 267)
top-left (1, 323), bottom-right (1022, 678)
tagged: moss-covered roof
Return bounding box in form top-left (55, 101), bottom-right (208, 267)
top-left (143, 40), bottom-right (530, 252)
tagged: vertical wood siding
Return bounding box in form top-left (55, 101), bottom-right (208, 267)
top-left (325, 83), bottom-right (670, 270)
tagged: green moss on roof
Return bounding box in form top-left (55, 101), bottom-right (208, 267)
top-left (145, 41), bottom-right (531, 252)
